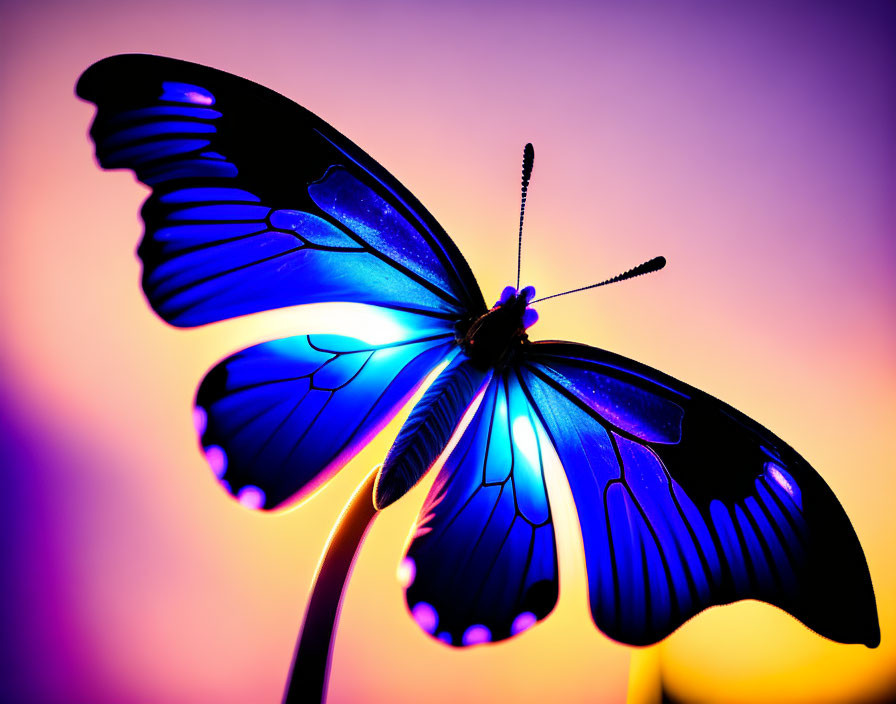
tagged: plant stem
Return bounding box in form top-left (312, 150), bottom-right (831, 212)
top-left (282, 467), bottom-right (380, 704)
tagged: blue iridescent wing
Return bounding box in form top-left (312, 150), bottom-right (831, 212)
top-left (195, 327), bottom-right (455, 510)
top-left (403, 372), bottom-right (558, 647)
top-left (76, 54), bottom-right (486, 326)
top-left (519, 341), bottom-right (879, 648)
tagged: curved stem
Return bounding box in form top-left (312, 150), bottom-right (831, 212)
top-left (283, 467), bottom-right (380, 704)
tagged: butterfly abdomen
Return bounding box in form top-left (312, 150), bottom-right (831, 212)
top-left (375, 355), bottom-right (490, 509)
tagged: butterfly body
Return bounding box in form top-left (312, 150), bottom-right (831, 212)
top-left (376, 354), bottom-right (490, 509)
top-left (77, 53), bottom-right (879, 651)
top-left (458, 285), bottom-right (536, 371)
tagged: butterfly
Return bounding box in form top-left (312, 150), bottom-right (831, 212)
top-left (77, 54), bottom-right (879, 650)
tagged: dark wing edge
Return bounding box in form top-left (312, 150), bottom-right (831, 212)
top-left (519, 340), bottom-right (880, 648)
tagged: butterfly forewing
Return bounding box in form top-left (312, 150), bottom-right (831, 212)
top-left (76, 54), bottom-right (486, 327)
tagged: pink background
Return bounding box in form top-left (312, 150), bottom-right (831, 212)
top-left (1, 1), bottom-right (894, 702)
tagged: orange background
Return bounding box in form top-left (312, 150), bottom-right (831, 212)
top-left (1, 1), bottom-right (894, 702)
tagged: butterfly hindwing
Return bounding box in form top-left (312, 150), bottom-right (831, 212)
top-left (518, 341), bottom-right (879, 647)
top-left (195, 327), bottom-right (455, 510)
top-left (403, 371), bottom-right (559, 646)
top-left (76, 54), bottom-right (486, 327)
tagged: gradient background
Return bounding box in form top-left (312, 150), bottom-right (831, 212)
top-left (1, 1), bottom-right (894, 702)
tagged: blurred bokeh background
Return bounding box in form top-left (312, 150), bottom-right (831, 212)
top-left (1, 1), bottom-right (894, 702)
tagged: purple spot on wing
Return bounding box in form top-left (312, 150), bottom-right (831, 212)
top-left (237, 485), bottom-right (266, 510)
top-left (193, 406), bottom-right (207, 437)
top-left (185, 91), bottom-right (213, 105)
top-left (205, 445), bottom-right (227, 478)
top-left (436, 631), bottom-right (453, 645)
top-left (520, 285), bottom-right (536, 302)
top-left (397, 557), bottom-right (416, 588)
top-left (411, 602), bottom-right (438, 634)
top-left (462, 624), bottom-right (492, 646)
top-left (160, 81), bottom-right (215, 105)
top-left (511, 611), bottom-right (537, 636)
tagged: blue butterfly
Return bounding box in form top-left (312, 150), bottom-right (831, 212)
top-left (77, 54), bottom-right (878, 651)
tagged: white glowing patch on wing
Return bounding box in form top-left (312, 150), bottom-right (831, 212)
top-left (512, 414), bottom-right (540, 467)
top-left (235, 302), bottom-right (450, 347)
top-left (494, 391), bottom-right (508, 422)
top-left (314, 306), bottom-right (413, 345)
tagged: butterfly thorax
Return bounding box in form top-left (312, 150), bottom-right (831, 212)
top-left (458, 286), bottom-right (538, 371)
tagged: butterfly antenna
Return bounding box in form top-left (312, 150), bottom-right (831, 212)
top-left (531, 256), bottom-right (666, 303)
top-left (517, 142), bottom-right (535, 289)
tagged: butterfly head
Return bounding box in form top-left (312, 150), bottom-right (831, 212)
top-left (495, 284), bottom-right (539, 329)
top-left (458, 285), bottom-right (538, 370)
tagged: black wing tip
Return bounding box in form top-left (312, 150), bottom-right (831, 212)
top-left (840, 596), bottom-right (881, 649)
top-left (76, 53), bottom-right (205, 100)
top-left (864, 627), bottom-right (881, 649)
top-left (805, 607), bottom-right (880, 649)
top-left (590, 599), bottom-right (882, 650)
top-left (76, 53), bottom-right (150, 99)
top-left (846, 582), bottom-right (881, 649)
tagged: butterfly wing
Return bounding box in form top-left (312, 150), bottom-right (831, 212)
top-left (76, 54), bottom-right (486, 327)
top-left (518, 341), bottom-right (879, 647)
top-left (195, 325), bottom-right (457, 510)
top-left (402, 371), bottom-right (559, 646)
